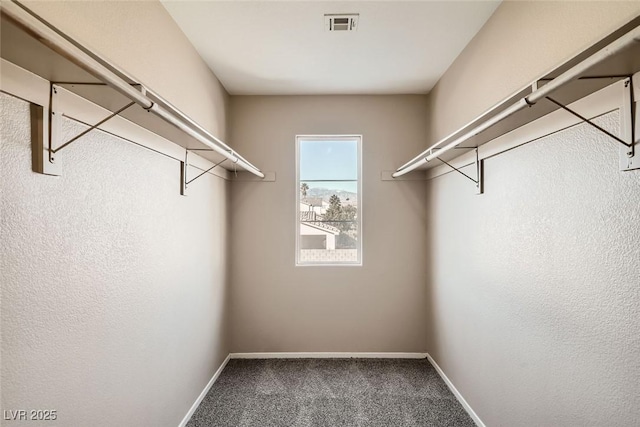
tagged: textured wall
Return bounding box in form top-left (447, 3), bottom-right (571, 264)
top-left (0, 93), bottom-right (231, 426)
top-left (426, 1), bottom-right (640, 144)
top-left (426, 110), bottom-right (640, 426)
top-left (229, 95), bottom-right (430, 353)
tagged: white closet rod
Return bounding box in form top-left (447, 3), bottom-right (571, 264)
top-left (1, 0), bottom-right (265, 178)
top-left (393, 25), bottom-right (640, 178)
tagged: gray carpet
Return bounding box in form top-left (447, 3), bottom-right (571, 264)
top-left (186, 358), bottom-right (475, 427)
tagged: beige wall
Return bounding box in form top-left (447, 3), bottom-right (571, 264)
top-left (0, 93), bottom-right (231, 426)
top-left (23, 0), bottom-right (230, 140)
top-left (426, 1), bottom-right (640, 143)
top-left (229, 95), bottom-right (430, 352)
top-left (3, 2), bottom-right (639, 426)
top-left (426, 108), bottom-right (640, 426)
top-left (424, 4), bottom-right (640, 425)
top-left (1, 2), bottom-right (234, 425)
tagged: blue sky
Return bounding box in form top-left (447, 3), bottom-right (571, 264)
top-left (299, 139), bottom-right (358, 193)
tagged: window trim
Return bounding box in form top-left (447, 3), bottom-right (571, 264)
top-left (295, 134), bottom-right (363, 267)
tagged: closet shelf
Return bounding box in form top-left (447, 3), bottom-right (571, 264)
top-left (0, 0), bottom-right (264, 179)
top-left (393, 16), bottom-right (640, 178)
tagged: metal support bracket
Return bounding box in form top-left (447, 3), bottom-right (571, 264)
top-left (31, 102), bottom-right (59, 176)
top-left (181, 150), bottom-right (189, 196)
top-left (47, 83), bottom-right (135, 173)
top-left (185, 148), bottom-right (277, 184)
top-left (621, 75), bottom-right (639, 171)
top-left (181, 150), bottom-right (228, 196)
top-left (31, 83), bottom-right (61, 175)
top-left (436, 148), bottom-right (483, 195)
top-left (180, 154), bottom-right (187, 196)
top-left (545, 95), bottom-right (632, 150)
top-left (545, 76), bottom-right (638, 171)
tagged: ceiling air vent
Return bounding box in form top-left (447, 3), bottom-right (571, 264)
top-left (324, 14), bottom-right (359, 32)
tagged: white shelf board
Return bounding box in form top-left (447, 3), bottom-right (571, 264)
top-left (398, 15), bottom-right (640, 172)
top-left (0, 13), bottom-right (229, 167)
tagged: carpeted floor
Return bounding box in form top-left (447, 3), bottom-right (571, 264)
top-left (186, 358), bottom-right (475, 427)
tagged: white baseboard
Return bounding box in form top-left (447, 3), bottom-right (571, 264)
top-left (426, 353), bottom-right (486, 427)
top-left (178, 353), bottom-right (231, 427)
top-left (230, 352), bottom-right (428, 359)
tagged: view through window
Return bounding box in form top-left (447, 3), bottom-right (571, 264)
top-left (296, 135), bottom-right (362, 265)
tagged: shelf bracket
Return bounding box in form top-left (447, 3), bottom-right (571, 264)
top-left (31, 102), bottom-right (58, 176)
top-left (546, 76), bottom-right (638, 171)
top-left (47, 83), bottom-right (135, 171)
top-left (545, 95), bottom-right (633, 150)
top-left (436, 148), bottom-right (483, 195)
top-left (181, 149), bottom-right (227, 196)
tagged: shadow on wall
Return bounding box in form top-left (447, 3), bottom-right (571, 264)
top-left (422, 111), bottom-right (640, 426)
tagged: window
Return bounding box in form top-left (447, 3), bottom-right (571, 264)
top-left (296, 135), bottom-right (362, 266)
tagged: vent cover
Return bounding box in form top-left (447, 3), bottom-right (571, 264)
top-left (324, 14), bottom-right (358, 32)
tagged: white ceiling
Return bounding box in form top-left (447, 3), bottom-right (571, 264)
top-left (162, 1), bottom-right (501, 95)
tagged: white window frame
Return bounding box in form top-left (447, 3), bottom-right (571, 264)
top-left (295, 134), bottom-right (363, 267)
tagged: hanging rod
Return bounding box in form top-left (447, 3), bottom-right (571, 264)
top-left (392, 24), bottom-right (640, 178)
top-left (0, 0), bottom-right (265, 179)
